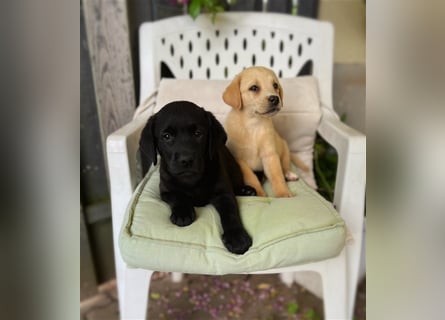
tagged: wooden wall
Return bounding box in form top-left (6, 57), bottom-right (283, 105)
top-left (82, 0), bottom-right (136, 150)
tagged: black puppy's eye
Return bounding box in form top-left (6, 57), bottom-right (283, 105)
top-left (162, 133), bottom-right (171, 141)
top-left (273, 82), bottom-right (279, 89)
top-left (249, 85), bottom-right (259, 92)
top-left (194, 130), bottom-right (203, 137)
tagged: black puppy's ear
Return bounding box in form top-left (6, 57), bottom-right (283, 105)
top-left (206, 111), bottom-right (227, 159)
top-left (139, 115), bottom-right (158, 174)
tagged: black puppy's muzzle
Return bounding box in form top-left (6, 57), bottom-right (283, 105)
top-left (171, 151), bottom-right (201, 177)
top-left (176, 152), bottom-right (194, 169)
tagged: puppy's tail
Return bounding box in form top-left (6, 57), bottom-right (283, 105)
top-left (291, 153), bottom-right (310, 172)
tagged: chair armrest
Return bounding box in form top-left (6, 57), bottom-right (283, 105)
top-left (317, 108), bottom-right (366, 235)
top-left (106, 114), bottom-right (150, 245)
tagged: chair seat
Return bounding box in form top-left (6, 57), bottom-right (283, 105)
top-left (119, 164), bottom-right (346, 275)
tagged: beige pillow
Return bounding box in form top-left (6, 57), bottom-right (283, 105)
top-left (154, 76), bottom-right (322, 188)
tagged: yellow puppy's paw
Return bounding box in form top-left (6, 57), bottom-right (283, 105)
top-left (275, 189), bottom-right (294, 198)
top-left (285, 171), bottom-right (299, 181)
top-left (257, 189), bottom-right (267, 197)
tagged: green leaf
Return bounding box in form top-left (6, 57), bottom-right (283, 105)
top-left (304, 309), bottom-right (315, 319)
top-left (287, 302), bottom-right (299, 314)
top-left (314, 144), bottom-right (334, 201)
top-left (188, 0), bottom-right (202, 20)
top-left (304, 308), bottom-right (320, 320)
top-left (150, 292), bottom-right (160, 300)
top-left (214, 5), bottom-right (224, 12)
top-left (208, 5), bottom-right (223, 23)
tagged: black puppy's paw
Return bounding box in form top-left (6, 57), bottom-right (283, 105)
top-left (222, 228), bottom-right (253, 255)
top-left (235, 185), bottom-right (257, 196)
top-left (170, 207), bottom-right (196, 227)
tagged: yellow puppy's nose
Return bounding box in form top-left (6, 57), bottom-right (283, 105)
top-left (268, 95), bottom-right (280, 106)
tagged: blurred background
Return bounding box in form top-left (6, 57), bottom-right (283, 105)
top-left (3, 0), bottom-right (444, 319)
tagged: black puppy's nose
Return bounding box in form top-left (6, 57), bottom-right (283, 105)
top-left (178, 154), bottom-right (194, 168)
top-left (268, 95), bottom-right (280, 106)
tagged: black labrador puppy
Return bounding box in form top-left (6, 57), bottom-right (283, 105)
top-left (139, 101), bottom-right (255, 255)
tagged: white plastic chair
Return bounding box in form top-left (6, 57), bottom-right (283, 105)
top-left (107, 12), bottom-right (365, 320)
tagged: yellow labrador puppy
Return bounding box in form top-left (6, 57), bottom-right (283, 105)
top-left (223, 66), bottom-right (309, 197)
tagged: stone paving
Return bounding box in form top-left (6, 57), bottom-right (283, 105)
top-left (81, 273), bottom-right (366, 320)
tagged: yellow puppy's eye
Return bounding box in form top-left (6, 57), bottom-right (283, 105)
top-left (273, 83), bottom-right (279, 89)
top-left (249, 85), bottom-right (259, 92)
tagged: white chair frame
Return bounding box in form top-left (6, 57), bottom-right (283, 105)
top-left (107, 12), bottom-right (365, 320)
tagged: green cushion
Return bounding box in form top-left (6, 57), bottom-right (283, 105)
top-left (119, 164), bottom-right (346, 275)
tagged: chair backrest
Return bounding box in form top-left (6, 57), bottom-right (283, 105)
top-left (139, 12), bottom-right (334, 109)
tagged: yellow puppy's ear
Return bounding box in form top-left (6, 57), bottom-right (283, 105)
top-left (223, 74), bottom-right (242, 110)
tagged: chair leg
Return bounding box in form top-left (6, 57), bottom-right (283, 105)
top-left (119, 268), bottom-right (153, 320)
top-left (171, 272), bottom-right (183, 283)
top-left (346, 230), bottom-right (364, 319)
top-left (279, 272), bottom-right (294, 287)
top-left (321, 253), bottom-right (348, 320)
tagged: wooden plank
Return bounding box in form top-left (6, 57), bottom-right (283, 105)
top-left (82, 0), bottom-right (136, 151)
top-left (80, 205), bottom-right (98, 300)
top-left (267, 0), bottom-right (292, 13)
top-left (229, 0), bottom-right (262, 11)
top-left (80, 1), bottom-right (110, 202)
top-left (127, 0), bottom-right (154, 100)
top-left (298, 0), bottom-right (319, 18)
